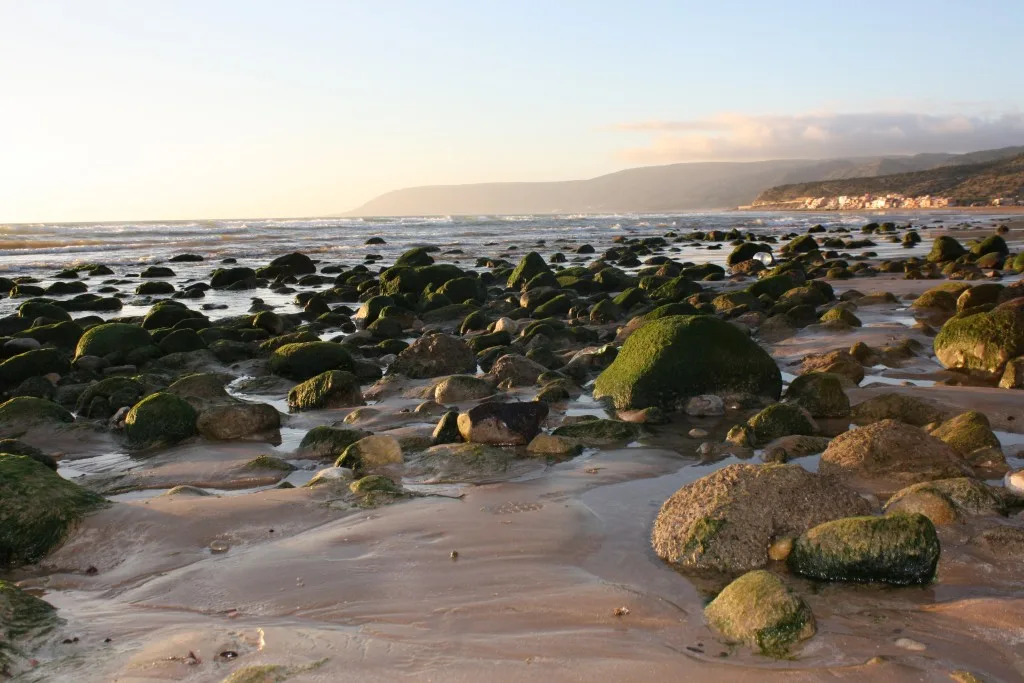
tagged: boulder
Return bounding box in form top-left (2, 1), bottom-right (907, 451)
top-left (433, 375), bottom-right (495, 403)
top-left (704, 570), bottom-right (814, 656)
top-left (74, 323), bottom-right (152, 360)
top-left (287, 370), bottom-right (363, 411)
top-left (196, 402), bottom-right (280, 441)
top-left (336, 435), bottom-right (403, 473)
top-left (457, 401), bottom-right (549, 445)
top-left (298, 426), bottom-right (370, 459)
top-left (929, 411), bottom-right (1001, 458)
top-left (927, 236), bottom-right (967, 262)
top-left (526, 434), bottom-right (582, 457)
top-left (745, 403), bottom-right (817, 444)
top-left (787, 513), bottom-right (940, 585)
top-left (268, 342), bottom-right (354, 381)
top-left (884, 477), bottom-right (1003, 525)
top-left (124, 392), bottom-right (197, 449)
top-left (0, 397), bottom-right (73, 438)
top-left (799, 350), bottom-right (864, 386)
top-left (652, 463), bottom-right (870, 573)
top-left (0, 348), bottom-right (70, 388)
top-left (1000, 356), bottom-right (1024, 389)
top-left (74, 376), bottom-right (146, 419)
top-left (594, 315), bottom-right (781, 412)
top-left (390, 333), bottom-right (476, 379)
top-left (431, 410), bottom-right (462, 445)
top-left (850, 392), bottom-right (952, 427)
top-left (0, 580), bottom-right (59, 673)
top-left (0, 455), bottom-right (105, 568)
top-left (489, 354), bottom-right (548, 387)
top-left (551, 418), bottom-right (640, 446)
top-left (934, 299), bottom-right (1024, 378)
top-left (507, 252), bottom-right (551, 289)
top-left (819, 420), bottom-right (968, 495)
top-left (783, 372), bottom-right (850, 418)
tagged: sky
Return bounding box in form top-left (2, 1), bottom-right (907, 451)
top-left (2, 0), bottom-right (1024, 223)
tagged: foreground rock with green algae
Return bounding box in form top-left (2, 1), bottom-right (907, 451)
top-left (268, 341), bottom-right (354, 381)
top-left (933, 298), bottom-right (1024, 379)
top-left (593, 315), bottom-right (781, 412)
top-left (704, 570), bottom-right (815, 656)
top-left (0, 580), bottom-right (59, 675)
top-left (787, 513), bottom-right (940, 585)
top-left (287, 370), bottom-right (364, 411)
top-left (0, 455), bottom-right (106, 568)
top-left (0, 397), bottom-right (73, 438)
top-left (123, 392), bottom-right (197, 449)
top-left (652, 463), bottom-right (870, 574)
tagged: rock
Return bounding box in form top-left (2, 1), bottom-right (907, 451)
top-left (972, 526), bottom-right (1024, 558)
top-left (74, 322), bottom-right (152, 360)
top-left (820, 420), bottom-right (968, 495)
top-left (0, 455), bottom-right (105, 568)
top-left (787, 513), bottom-right (940, 585)
top-left (783, 372), bottom-right (850, 418)
top-left (196, 402), bottom-right (280, 441)
top-left (884, 478), bottom-right (1003, 525)
top-left (456, 401), bottom-right (549, 445)
top-left (162, 485), bottom-right (212, 497)
top-left (489, 354), bottom-right (548, 387)
top-left (124, 392), bottom-right (197, 449)
top-left (819, 306), bottom-right (862, 327)
top-left (431, 410), bottom-right (462, 445)
top-left (927, 236), bottom-right (967, 262)
top-left (761, 435), bottom-right (832, 463)
top-left (684, 394), bottom-right (725, 417)
top-left (0, 397), bottom-right (73, 438)
top-left (433, 375), bottom-right (495, 403)
top-left (594, 315), bottom-right (781, 412)
top-left (75, 376), bottom-right (146, 419)
top-left (551, 418), bottom-right (640, 445)
top-left (350, 474), bottom-right (400, 496)
top-left (241, 454), bottom-right (295, 472)
top-left (0, 348), bottom-right (71, 388)
top-left (306, 466), bottom-right (355, 487)
top-left (287, 370), bottom-right (363, 411)
top-left (407, 442), bottom-right (524, 484)
top-left (652, 463), bottom-right (870, 573)
top-left (704, 570), bottom-right (815, 656)
top-left (999, 356), bottom-right (1024, 388)
top-left (297, 426), bottom-right (370, 459)
top-left (0, 439), bottom-right (55, 470)
top-left (0, 580), bottom-right (59, 673)
top-left (850, 392), bottom-right (953, 427)
top-left (745, 403), bottom-right (817, 444)
top-left (268, 342), bottom-right (354, 382)
top-left (336, 435), bottom-right (403, 473)
top-left (166, 372), bottom-right (233, 403)
top-left (507, 252), bottom-right (551, 289)
top-left (526, 434), bottom-right (582, 457)
top-left (726, 242), bottom-right (772, 267)
top-left (1003, 469), bottom-right (1024, 497)
top-left (929, 411), bottom-right (1002, 458)
top-left (390, 333), bottom-right (476, 379)
top-left (799, 350), bottom-right (864, 386)
top-left (934, 299), bottom-right (1024, 378)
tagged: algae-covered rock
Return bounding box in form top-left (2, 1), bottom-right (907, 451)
top-left (0, 455), bottom-right (106, 568)
top-left (74, 323), bottom-right (152, 360)
top-left (1000, 356), bottom-right (1024, 389)
top-left (746, 403), bottom-right (817, 444)
top-left (124, 392), bottom-right (197, 449)
top-left (704, 570), bottom-right (814, 656)
top-left (819, 306), bottom-right (862, 328)
top-left (0, 348), bottom-right (70, 388)
top-left (884, 478), bottom-right (1003, 525)
top-left (457, 401), bottom-right (548, 445)
top-left (929, 410), bottom-right (1001, 457)
top-left (287, 370), bottom-right (363, 412)
top-left (196, 402), bottom-right (280, 441)
top-left (433, 374), bottom-right (495, 403)
top-left (727, 242), bottom-right (772, 267)
top-left (850, 392), bottom-right (952, 427)
top-left (408, 442), bottom-right (523, 484)
top-left (783, 372), bottom-right (850, 418)
top-left (390, 333), bottom-right (476, 379)
top-left (0, 579), bottom-right (59, 673)
top-left (350, 474), bottom-right (400, 495)
top-left (75, 376), bottom-right (146, 419)
top-left (819, 420), bottom-right (967, 495)
top-left (269, 342), bottom-right (354, 381)
top-left (652, 463), bottom-right (870, 573)
top-left (934, 299), bottom-right (1024, 378)
top-left (927, 236), bottom-right (967, 262)
top-left (0, 397), bottom-right (73, 437)
top-left (787, 513), bottom-right (940, 585)
top-left (507, 252), bottom-right (551, 289)
top-left (336, 435), bottom-right (403, 473)
top-left (551, 418), bottom-right (640, 446)
top-left (298, 426), bottom-right (370, 459)
top-left (594, 315), bottom-right (781, 411)
top-left (526, 433), bottom-right (582, 457)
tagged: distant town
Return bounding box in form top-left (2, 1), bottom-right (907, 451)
top-left (747, 193), bottom-right (1024, 211)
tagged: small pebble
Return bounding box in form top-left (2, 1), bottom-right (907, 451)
top-left (894, 637), bottom-right (926, 651)
top-left (688, 428), bottom-right (708, 439)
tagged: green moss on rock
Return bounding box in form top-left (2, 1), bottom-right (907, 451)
top-left (783, 372), bottom-right (850, 418)
top-left (593, 315), bottom-right (781, 411)
top-left (787, 513), bottom-right (940, 585)
top-left (287, 370), bottom-right (363, 412)
top-left (704, 570), bottom-right (815, 656)
top-left (268, 341), bottom-right (354, 381)
top-left (934, 299), bottom-right (1024, 378)
top-left (0, 348), bottom-right (70, 388)
top-left (123, 392), bottom-right (197, 449)
top-left (298, 426), bottom-right (370, 458)
top-left (0, 397), bottom-right (73, 437)
top-left (551, 418), bottom-right (640, 445)
top-left (0, 579), bottom-right (59, 672)
top-left (74, 323), bottom-right (152, 360)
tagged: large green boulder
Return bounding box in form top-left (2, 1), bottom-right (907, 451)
top-left (934, 299), bottom-right (1024, 378)
top-left (143, 302), bottom-right (203, 330)
top-left (0, 349), bottom-right (69, 388)
top-left (17, 300), bottom-right (71, 323)
top-left (783, 372), bottom-right (850, 418)
top-left (268, 342), bottom-right (354, 381)
top-left (0, 455), bottom-right (105, 568)
top-left (0, 579), bottom-right (59, 673)
top-left (727, 242), bottom-right (772, 267)
top-left (123, 392), bottom-right (197, 449)
top-left (0, 398), bottom-right (73, 437)
top-left (287, 370), bottom-right (363, 412)
top-left (298, 426), bottom-right (370, 458)
top-left (75, 376), bottom-right (146, 419)
top-left (551, 418), bottom-right (640, 446)
top-left (74, 323), bottom-right (152, 360)
top-left (395, 246), bottom-right (435, 267)
top-left (704, 570), bottom-right (815, 656)
top-left (436, 276), bottom-right (485, 303)
top-left (971, 234), bottom-right (1008, 257)
top-left (927, 236), bottom-right (967, 262)
top-left (593, 315), bottom-right (781, 411)
top-left (787, 513), bottom-right (940, 585)
top-left (928, 410), bottom-right (1001, 457)
top-left (157, 328), bottom-right (206, 354)
top-left (745, 403), bottom-right (817, 443)
top-left (507, 252), bottom-right (551, 289)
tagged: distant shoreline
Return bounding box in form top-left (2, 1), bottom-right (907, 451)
top-left (732, 206), bottom-right (1024, 215)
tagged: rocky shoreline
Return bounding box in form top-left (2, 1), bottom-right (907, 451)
top-left (0, 216), bottom-right (1022, 681)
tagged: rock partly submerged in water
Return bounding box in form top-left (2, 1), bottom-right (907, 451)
top-left (704, 569), bottom-right (815, 656)
top-left (652, 463), bottom-right (870, 574)
top-left (0, 455), bottom-right (106, 568)
top-left (123, 392), bottom-right (197, 449)
top-left (884, 477), bottom-right (1004, 525)
top-left (0, 580), bottom-right (59, 673)
top-left (268, 342), bottom-right (354, 382)
top-left (457, 401), bottom-right (548, 446)
top-left (787, 513), bottom-right (941, 585)
top-left (287, 370), bottom-right (364, 412)
top-left (782, 372), bottom-right (850, 418)
top-left (390, 333), bottom-right (476, 379)
top-left (593, 315), bottom-right (781, 412)
top-left (934, 298), bottom-right (1024, 379)
top-left (551, 418), bottom-right (640, 446)
top-left (850, 392), bottom-right (953, 427)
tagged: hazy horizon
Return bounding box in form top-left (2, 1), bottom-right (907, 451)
top-left (3, 1), bottom-right (1024, 223)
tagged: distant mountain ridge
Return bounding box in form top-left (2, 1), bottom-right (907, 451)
top-left (753, 152), bottom-right (1024, 210)
top-left (346, 146), bottom-right (1024, 216)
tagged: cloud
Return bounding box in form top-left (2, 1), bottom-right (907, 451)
top-left (612, 111), bottom-right (1024, 163)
